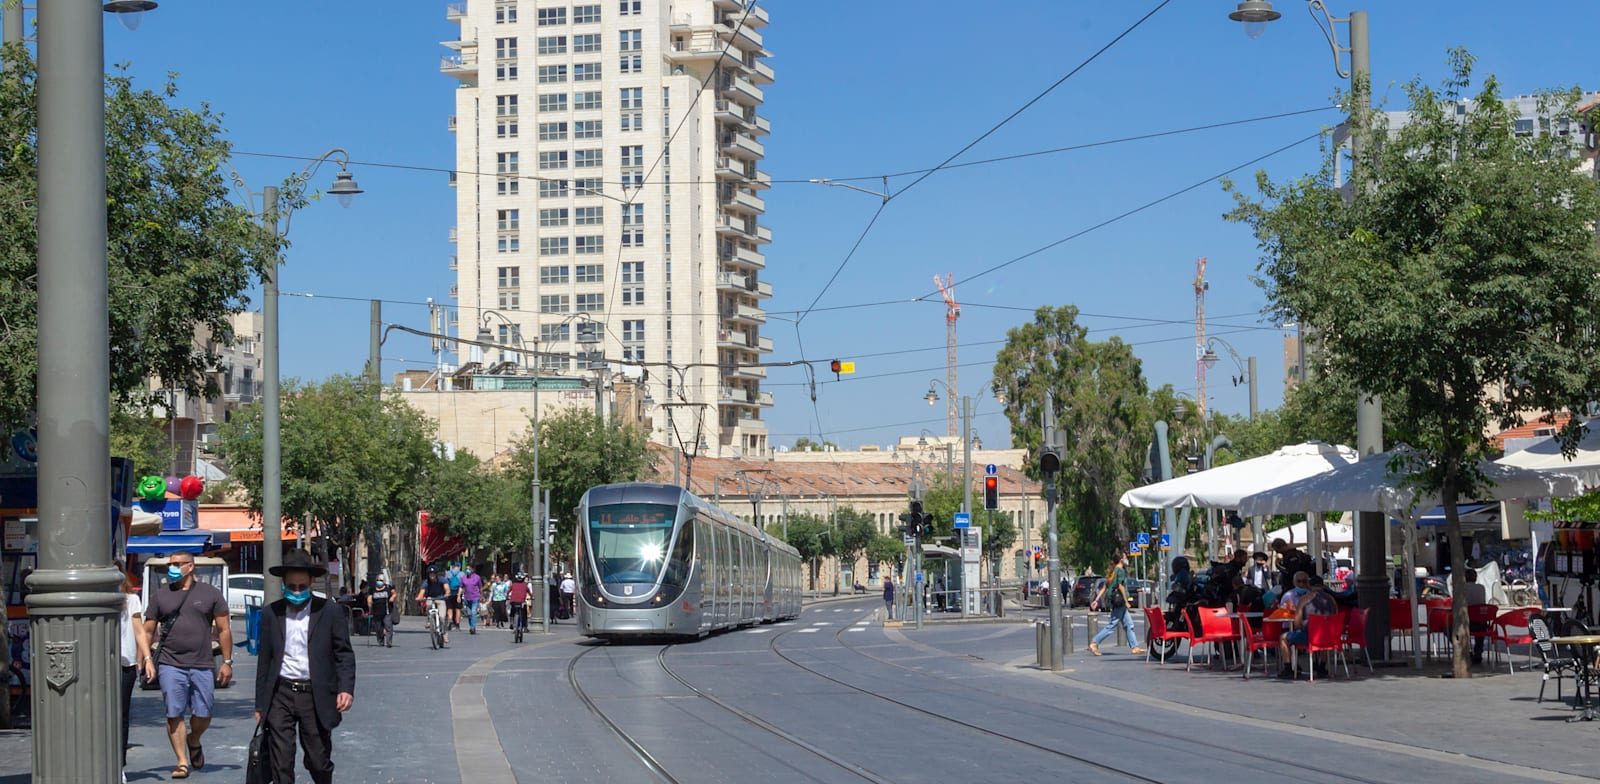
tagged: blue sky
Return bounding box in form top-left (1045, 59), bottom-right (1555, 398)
top-left (90, 1), bottom-right (1595, 451)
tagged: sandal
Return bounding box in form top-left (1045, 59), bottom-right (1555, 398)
top-left (188, 743), bottom-right (205, 770)
top-left (1088, 643), bottom-right (1103, 656)
top-left (171, 764), bottom-right (190, 779)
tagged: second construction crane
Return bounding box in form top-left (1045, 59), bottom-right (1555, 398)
top-left (935, 273), bottom-right (959, 437)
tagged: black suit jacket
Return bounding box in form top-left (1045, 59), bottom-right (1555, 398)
top-left (255, 597), bottom-right (356, 729)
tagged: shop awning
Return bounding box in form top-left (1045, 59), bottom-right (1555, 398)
top-left (127, 534), bottom-right (212, 554)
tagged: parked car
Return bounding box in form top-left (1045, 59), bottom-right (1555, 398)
top-left (226, 572), bottom-right (325, 617)
top-left (1069, 576), bottom-right (1104, 608)
top-left (1021, 580), bottom-right (1052, 600)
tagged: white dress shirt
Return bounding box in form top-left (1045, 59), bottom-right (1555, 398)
top-left (279, 602), bottom-right (312, 680)
top-left (120, 593), bottom-right (143, 667)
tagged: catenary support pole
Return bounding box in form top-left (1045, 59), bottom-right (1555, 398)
top-left (262, 184), bottom-right (284, 604)
top-left (29, 1), bottom-right (121, 780)
top-left (1044, 397), bottom-right (1065, 670)
top-left (1247, 356), bottom-right (1258, 421)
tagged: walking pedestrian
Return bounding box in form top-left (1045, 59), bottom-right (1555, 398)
top-left (559, 572), bottom-right (576, 620)
top-left (365, 573), bottom-right (397, 647)
top-left (490, 574), bottom-right (510, 628)
top-left (145, 552), bottom-right (233, 779)
top-left (119, 561), bottom-right (154, 784)
top-left (445, 563), bottom-right (464, 629)
top-left (1087, 551), bottom-right (1146, 657)
top-left (460, 564), bottom-right (484, 635)
top-left (882, 576), bottom-right (895, 619)
top-left (255, 550), bottom-right (357, 784)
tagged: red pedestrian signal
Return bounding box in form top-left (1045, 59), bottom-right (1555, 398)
top-left (983, 476), bottom-right (998, 511)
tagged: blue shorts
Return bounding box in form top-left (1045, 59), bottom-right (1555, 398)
top-left (157, 665), bottom-right (215, 718)
top-left (1285, 629), bottom-right (1308, 646)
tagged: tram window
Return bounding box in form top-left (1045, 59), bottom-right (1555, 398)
top-left (587, 503), bottom-right (675, 584)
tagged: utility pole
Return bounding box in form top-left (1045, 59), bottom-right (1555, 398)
top-left (1042, 395), bottom-right (1065, 670)
top-left (961, 396), bottom-right (973, 516)
top-left (261, 183), bottom-right (284, 604)
top-left (540, 488), bottom-right (552, 633)
top-left (2, 2), bottom-right (22, 64)
top-left (30, 1), bottom-right (121, 778)
top-left (1247, 356), bottom-right (1259, 421)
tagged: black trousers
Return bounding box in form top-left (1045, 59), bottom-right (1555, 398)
top-left (267, 680), bottom-right (334, 784)
top-left (120, 665), bottom-right (136, 767)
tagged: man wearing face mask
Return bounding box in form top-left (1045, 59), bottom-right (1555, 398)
top-left (146, 551), bottom-right (233, 779)
top-left (256, 549), bottom-right (356, 784)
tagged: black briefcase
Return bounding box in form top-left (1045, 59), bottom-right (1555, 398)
top-left (246, 718), bottom-right (272, 784)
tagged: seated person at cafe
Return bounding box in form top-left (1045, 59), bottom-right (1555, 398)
top-left (1277, 574), bottom-right (1337, 679)
top-left (1271, 538), bottom-right (1316, 593)
top-left (1463, 568), bottom-right (1490, 664)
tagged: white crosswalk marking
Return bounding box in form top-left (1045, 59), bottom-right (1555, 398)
top-left (812, 622), bottom-right (831, 626)
top-left (798, 627), bottom-right (821, 633)
top-left (852, 608), bottom-right (864, 612)
top-left (854, 621), bottom-right (869, 626)
top-left (847, 627), bottom-right (866, 632)
top-left (747, 628), bottom-right (772, 633)
top-left (832, 608), bottom-right (844, 612)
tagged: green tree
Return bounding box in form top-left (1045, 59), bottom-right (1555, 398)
top-left (505, 408), bottom-right (651, 560)
top-left (768, 514), bottom-right (834, 590)
top-left (830, 507), bottom-right (877, 593)
top-left (992, 306), bottom-right (1151, 567)
top-left (864, 534), bottom-right (905, 576)
top-left (792, 437), bottom-right (837, 453)
top-left (0, 53), bottom-right (278, 439)
top-left (109, 406), bottom-right (179, 477)
top-left (1226, 51), bottom-right (1600, 678)
top-left (421, 451), bottom-right (530, 554)
top-left (218, 376), bottom-right (438, 590)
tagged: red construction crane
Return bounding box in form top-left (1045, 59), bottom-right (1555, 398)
top-left (935, 273), bottom-right (959, 437)
top-left (1194, 257), bottom-right (1209, 420)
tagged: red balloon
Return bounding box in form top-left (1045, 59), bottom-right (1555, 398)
top-left (179, 475), bottom-right (204, 500)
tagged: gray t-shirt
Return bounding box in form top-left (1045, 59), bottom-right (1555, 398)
top-left (150, 580), bottom-right (227, 669)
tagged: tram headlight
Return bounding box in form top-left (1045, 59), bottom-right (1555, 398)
top-left (641, 542), bottom-right (664, 563)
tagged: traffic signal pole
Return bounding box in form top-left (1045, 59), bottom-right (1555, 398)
top-left (1043, 397), bottom-right (1065, 670)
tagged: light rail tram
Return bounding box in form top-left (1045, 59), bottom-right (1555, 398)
top-left (576, 482), bottom-right (803, 638)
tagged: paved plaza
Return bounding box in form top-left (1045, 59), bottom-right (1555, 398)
top-left (1, 598), bottom-right (1594, 783)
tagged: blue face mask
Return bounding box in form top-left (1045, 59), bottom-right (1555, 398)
top-left (167, 566), bottom-right (184, 581)
top-left (284, 589), bottom-right (311, 606)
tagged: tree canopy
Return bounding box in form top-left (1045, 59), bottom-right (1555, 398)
top-left (1226, 51), bottom-right (1600, 677)
top-left (504, 408), bottom-right (652, 560)
top-left (0, 52), bottom-right (277, 439)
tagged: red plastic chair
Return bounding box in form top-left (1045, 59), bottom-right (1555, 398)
top-left (1143, 607), bottom-right (1190, 665)
top-left (1344, 607), bottom-right (1373, 675)
top-left (1494, 608), bottom-right (1536, 673)
top-left (1243, 615), bottom-right (1284, 680)
top-left (1188, 607), bottom-right (1240, 672)
top-left (1425, 599), bottom-right (1453, 658)
top-left (1295, 612), bottom-right (1348, 682)
top-left (1388, 597), bottom-right (1415, 653)
top-left (1467, 604), bottom-right (1499, 665)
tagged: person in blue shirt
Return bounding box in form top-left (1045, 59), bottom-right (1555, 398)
top-left (446, 564), bottom-right (464, 630)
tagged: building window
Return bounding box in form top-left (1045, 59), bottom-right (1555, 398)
top-left (497, 119), bottom-right (519, 139)
top-left (620, 87), bottom-right (643, 110)
top-left (496, 1), bottom-right (518, 24)
top-left (497, 290), bottom-right (520, 310)
top-left (573, 177), bottom-right (603, 195)
top-left (497, 209), bottom-right (520, 232)
top-left (622, 319), bottom-right (644, 342)
top-left (496, 95), bottom-right (519, 117)
top-left (573, 4), bottom-right (601, 24)
top-left (540, 264), bottom-right (569, 284)
top-left (621, 230), bottom-right (643, 248)
top-left (620, 145), bottom-right (644, 168)
top-left (574, 120), bottom-right (603, 139)
top-left (536, 36), bottom-right (566, 55)
top-left (540, 354), bottom-right (571, 371)
top-left (538, 208), bottom-right (568, 227)
top-left (536, 7), bottom-right (566, 25)
top-left (574, 33), bottom-right (601, 53)
top-left (538, 151), bottom-right (568, 170)
top-left (619, 55), bottom-right (642, 74)
top-left (537, 64), bottom-right (567, 83)
top-left (539, 237), bottom-right (569, 256)
top-left (497, 236), bottom-right (520, 253)
top-left (621, 204), bottom-right (643, 226)
top-left (576, 293), bottom-right (604, 312)
top-left (540, 295), bottom-right (569, 313)
top-left (574, 148), bottom-right (603, 168)
top-left (495, 37), bottom-right (518, 58)
top-left (574, 91), bottom-right (602, 111)
top-left (621, 112), bottom-right (643, 132)
top-left (538, 179), bottom-right (568, 198)
top-left (538, 93), bottom-right (568, 113)
top-left (575, 236), bottom-right (603, 255)
top-left (621, 261), bottom-right (644, 282)
top-left (619, 0), bottom-right (640, 15)
top-left (622, 286), bottom-right (644, 306)
top-left (540, 323), bottom-right (570, 343)
top-left (497, 266), bottom-right (520, 287)
top-left (497, 152), bottom-right (520, 174)
top-left (573, 62), bottom-right (602, 82)
top-left (496, 324), bottom-right (523, 347)
top-left (575, 263), bottom-right (604, 283)
top-left (538, 121), bottom-right (567, 141)
top-left (498, 178), bottom-right (520, 196)
top-left (619, 29), bottom-right (641, 52)
top-left (574, 206), bottom-right (604, 225)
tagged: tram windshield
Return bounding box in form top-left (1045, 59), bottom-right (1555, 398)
top-left (588, 503), bottom-right (679, 584)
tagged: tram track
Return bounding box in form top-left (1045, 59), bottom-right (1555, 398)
top-left (566, 644), bottom-right (679, 784)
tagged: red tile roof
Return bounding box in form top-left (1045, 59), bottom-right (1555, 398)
top-left (645, 446), bottom-right (1041, 501)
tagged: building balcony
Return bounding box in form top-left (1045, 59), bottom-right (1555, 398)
top-left (750, 115), bottom-right (771, 136)
top-left (758, 391), bottom-right (774, 407)
top-left (718, 386), bottom-right (750, 405)
top-left (446, 2), bottom-right (466, 22)
top-left (711, 0), bottom-right (740, 10)
top-left (719, 13), bottom-right (765, 48)
top-left (447, 115), bottom-right (457, 132)
top-left (713, 100), bottom-right (753, 129)
top-left (448, 226), bottom-right (458, 243)
top-left (716, 271), bottom-right (749, 292)
top-left (448, 255), bottom-right (458, 271)
top-left (750, 60), bottom-right (775, 85)
top-left (448, 284), bottom-right (459, 299)
top-left (721, 243), bottom-right (764, 270)
top-left (667, 38), bottom-right (727, 64)
top-left (755, 280), bottom-right (772, 299)
top-left (440, 53), bottom-right (478, 81)
top-left (757, 336), bottom-right (773, 353)
top-left (755, 225), bottom-right (772, 245)
top-left (222, 391), bottom-right (256, 405)
top-left (714, 156), bottom-right (751, 181)
top-left (447, 171), bottom-right (457, 188)
top-left (716, 329), bottom-right (751, 351)
top-left (718, 77), bottom-right (763, 107)
top-left (751, 169), bottom-right (771, 191)
top-left (715, 214), bottom-right (758, 239)
top-left (720, 133), bottom-right (764, 161)
top-left (722, 304), bottom-right (765, 324)
top-left (722, 188), bottom-right (764, 215)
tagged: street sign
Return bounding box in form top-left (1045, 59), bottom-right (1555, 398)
top-left (1129, 542), bottom-right (1143, 556)
top-left (903, 534), bottom-right (917, 547)
top-left (1032, 545), bottom-right (1042, 553)
top-left (985, 463), bottom-right (997, 476)
top-left (1136, 532), bottom-right (1150, 546)
top-left (954, 512), bottom-right (971, 529)
top-left (915, 572), bottom-right (923, 583)
top-left (1160, 533), bottom-right (1172, 551)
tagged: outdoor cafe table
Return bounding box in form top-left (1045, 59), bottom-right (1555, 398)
top-left (1228, 611), bottom-right (1263, 677)
top-left (1548, 635), bottom-right (1600, 722)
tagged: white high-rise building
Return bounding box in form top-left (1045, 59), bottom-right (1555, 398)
top-left (442, 0), bottom-right (774, 458)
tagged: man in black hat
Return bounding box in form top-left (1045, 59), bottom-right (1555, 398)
top-left (254, 550), bottom-right (356, 784)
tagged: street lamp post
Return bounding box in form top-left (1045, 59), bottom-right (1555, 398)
top-left (1228, 0), bottom-right (1388, 657)
top-left (478, 310), bottom-right (548, 632)
top-left (1200, 335), bottom-right (1258, 421)
top-left (230, 153), bottom-right (363, 604)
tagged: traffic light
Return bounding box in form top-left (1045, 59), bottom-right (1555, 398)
top-left (897, 512), bottom-right (914, 535)
top-left (983, 476), bottom-right (999, 511)
top-left (1040, 445), bottom-right (1061, 476)
top-left (1033, 551), bottom-right (1045, 570)
top-left (920, 514), bottom-right (934, 538)
top-left (828, 359), bottom-right (855, 380)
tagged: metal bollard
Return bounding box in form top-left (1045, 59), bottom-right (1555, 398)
top-left (1087, 613), bottom-right (1100, 645)
top-left (1116, 612), bottom-right (1128, 647)
top-left (1063, 614), bottom-right (1073, 654)
top-left (1036, 620), bottom-right (1050, 668)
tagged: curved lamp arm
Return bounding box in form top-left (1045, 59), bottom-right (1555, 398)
top-left (224, 148), bottom-right (360, 237)
top-left (1306, 0), bottom-right (1353, 80)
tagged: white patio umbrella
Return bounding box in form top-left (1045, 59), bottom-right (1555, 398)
top-left (1119, 441), bottom-right (1358, 510)
top-left (1495, 421), bottom-right (1600, 487)
top-left (1237, 450), bottom-right (1584, 668)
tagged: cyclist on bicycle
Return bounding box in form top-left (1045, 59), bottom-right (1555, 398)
top-left (366, 574), bottom-right (397, 648)
top-left (507, 573), bottom-right (531, 635)
top-left (415, 568), bottom-right (450, 646)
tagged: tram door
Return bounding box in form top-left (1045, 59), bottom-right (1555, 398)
top-left (697, 519), bottom-right (713, 628)
top-left (741, 535), bottom-right (754, 622)
top-left (718, 526), bottom-right (733, 626)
